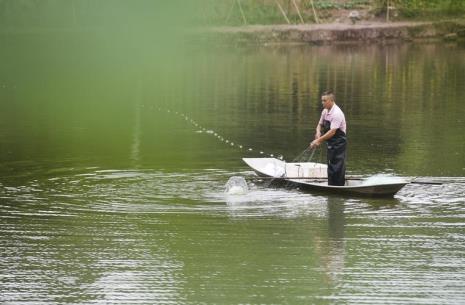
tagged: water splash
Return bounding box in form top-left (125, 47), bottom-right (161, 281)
top-left (224, 176), bottom-right (248, 195)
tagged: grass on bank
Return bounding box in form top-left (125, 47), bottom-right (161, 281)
top-left (200, 0), bottom-right (465, 26)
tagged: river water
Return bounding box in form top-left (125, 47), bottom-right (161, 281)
top-left (1, 30), bottom-right (465, 304)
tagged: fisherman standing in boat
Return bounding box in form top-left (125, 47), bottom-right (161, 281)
top-left (310, 91), bottom-right (347, 186)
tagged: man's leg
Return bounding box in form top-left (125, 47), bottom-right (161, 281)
top-left (327, 142), bottom-right (346, 186)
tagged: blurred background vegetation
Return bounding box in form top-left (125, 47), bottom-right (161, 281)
top-left (1, 0), bottom-right (464, 172)
top-left (0, 0), bottom-right (464, 27)
top-left (203, 0), bottom-right (465, 25)
top-left (0, 0), bottom-right (197, 28)
top-left (373, 0), bottom-right (465, 18)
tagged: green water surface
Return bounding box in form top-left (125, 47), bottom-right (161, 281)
top-left (1, 23), bottom-right (465, 305)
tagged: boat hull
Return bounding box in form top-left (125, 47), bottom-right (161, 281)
top-left (243, 158), bottom-right (408, 197)
top-left (286, 179), bottom-right (407, 197)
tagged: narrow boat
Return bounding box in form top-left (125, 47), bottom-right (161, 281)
top-left (243, 158), bottom-right (409, 197)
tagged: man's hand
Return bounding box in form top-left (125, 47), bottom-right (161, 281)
top-left (314, 132), bottom-right (321, 140)
top-left (310, 139), bottom-right (321, 149)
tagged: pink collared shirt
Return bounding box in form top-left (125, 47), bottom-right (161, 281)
top-left (318, 104), bottom-right (347, 134)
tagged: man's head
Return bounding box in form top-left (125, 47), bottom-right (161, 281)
top-left (321, 90), bottom-right (335, 110)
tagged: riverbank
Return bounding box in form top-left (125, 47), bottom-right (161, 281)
top-left (205, 20), bottom-right (465, 44)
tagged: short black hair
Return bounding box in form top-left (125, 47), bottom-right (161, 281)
top-left (322, 90), bottom-right (335, 101)
top-left (323, 90), bottom-right (333, 95)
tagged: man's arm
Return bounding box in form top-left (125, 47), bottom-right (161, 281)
top-left (315, 124), bottom-right (322, 139)
top-left (317, 128), bottom-right (337, 142)
top-left (310, 128), bottom-right (337, 148)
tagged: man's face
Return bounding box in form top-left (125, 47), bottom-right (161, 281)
top-left (321, 96), bottom-right (331, 109)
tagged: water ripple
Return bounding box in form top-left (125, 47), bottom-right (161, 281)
top-left (1, 168), bottom-right (465, 305)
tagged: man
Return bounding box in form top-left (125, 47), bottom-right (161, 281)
top-left (310, 91), bottom-right (347, 186)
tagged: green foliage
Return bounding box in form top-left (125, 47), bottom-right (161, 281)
top-left (210, 0), bottom-right (465, 25)
top-left (203, 0), bottom-right (313, 26)
top-left (304, 0), bottom-right (370, 10)
top-left (224, 1), bottom-right (286, 25)
top-left (205, 0), bottom-right (374, 25)
top-left (373, 0), bottom-right (465, 18)
top-left (3, 0), bottom-right (463, 28)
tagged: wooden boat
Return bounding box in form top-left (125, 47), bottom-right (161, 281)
top-left (242, 158), bottom-right (409, 197)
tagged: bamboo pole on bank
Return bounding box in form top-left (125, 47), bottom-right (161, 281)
top-left (292, 0), bottom-right (305, 24)
top-left (386, 0), bottom-right (390, 21)
top-left (275, 0), bottom-right (291, 24)
top-left (310, 0), bottom-right (320, 24)
top-left (237, 0), bottom-right (247, 25)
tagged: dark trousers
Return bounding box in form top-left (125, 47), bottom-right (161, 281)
top-left (327, 139), bottom-right (346, 186)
